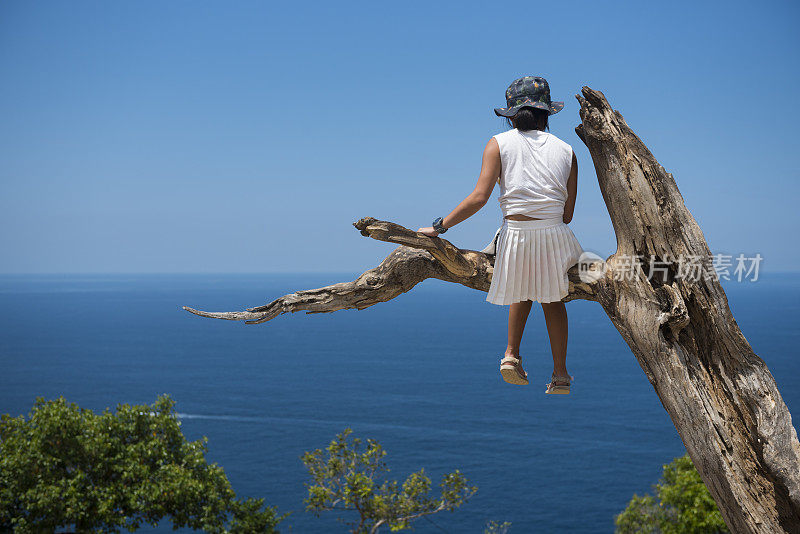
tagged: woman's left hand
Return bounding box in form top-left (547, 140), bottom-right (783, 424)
top-left (417, 227), bottom-right (439, 237)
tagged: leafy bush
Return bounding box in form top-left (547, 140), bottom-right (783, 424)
top-left (484, 519), bottom-right (512, 533)
top-left (0, 394), bottom-right (285, 533)
top-left (302, 428), bottom-right (476, 533)
top-left (615, 454), bottom-right (728, 534)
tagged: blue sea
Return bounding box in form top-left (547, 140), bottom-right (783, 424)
top-left (1, 273), bottom-right (798, 533)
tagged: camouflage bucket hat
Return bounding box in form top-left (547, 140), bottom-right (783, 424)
top-left (494, 76), bottom-right (564, 117)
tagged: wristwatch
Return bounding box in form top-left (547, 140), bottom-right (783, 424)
top-left (432, 217), bottom-right (448, 234)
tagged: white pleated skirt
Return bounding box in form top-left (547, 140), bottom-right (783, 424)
top-left (485, 218), bottom-right (583, 305)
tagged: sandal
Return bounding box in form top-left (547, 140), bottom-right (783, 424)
top-left (545, 372), bottom-right (573, 394)
top-left (500, 355), bottom-right (529, 386)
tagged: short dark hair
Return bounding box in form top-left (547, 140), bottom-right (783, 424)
top-left (505, 107), bottom-right (549, 131)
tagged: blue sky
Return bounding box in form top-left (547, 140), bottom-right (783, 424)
top-left (1, 0), bottom-right (798, 273)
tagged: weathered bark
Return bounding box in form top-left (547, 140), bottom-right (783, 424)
top-left (182, 219), bottom-right (598, 324)
top-left (573, 87), bottom-right (800, 533)
top-left (183, 87), bottom-right (800, 533)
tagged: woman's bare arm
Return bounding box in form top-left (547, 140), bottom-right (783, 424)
top-left (562, 151), bottom-right (578, 224)
top-left (417, 138), bottom-right (501, 236)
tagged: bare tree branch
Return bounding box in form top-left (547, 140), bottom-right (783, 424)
top-left (182, 218), bottom-right (600, 324)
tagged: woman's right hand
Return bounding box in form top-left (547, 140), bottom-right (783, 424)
top-left (417, 227), bottom-right (439, 237)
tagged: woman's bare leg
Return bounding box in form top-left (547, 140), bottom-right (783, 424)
top-left (541, 301), bottom-right (569, 384)
top-left (505, 300), bottom-right (533, 379)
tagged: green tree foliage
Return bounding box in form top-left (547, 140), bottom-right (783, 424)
top-left (0, 395), bottom-right (286, 533)
top-left (484, 519), bottom-right (512, 533)
top-left (301, 428), bottom-right (477, 534)
top-left (615, 454), bottom-right (729, 534)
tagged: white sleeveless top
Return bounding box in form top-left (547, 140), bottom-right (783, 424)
top-left (492, 128), bottom-right (574, 220)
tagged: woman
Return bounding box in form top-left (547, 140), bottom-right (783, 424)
top-left (418, 76), bottom-right (583, 394)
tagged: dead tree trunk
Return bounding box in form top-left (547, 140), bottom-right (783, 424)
top-left (183, 87), bottom-right (800, 533)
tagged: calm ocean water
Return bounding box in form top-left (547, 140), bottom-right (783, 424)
top-left (1, 272), bottom-right (798, 533)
